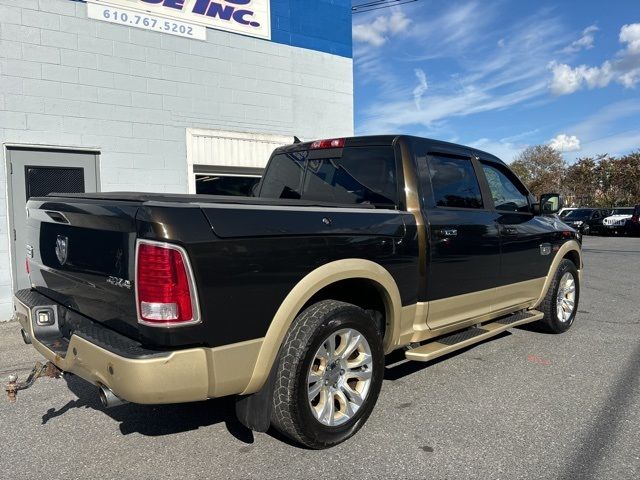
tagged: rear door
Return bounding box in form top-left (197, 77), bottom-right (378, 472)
top-left (8, 148), bottom-right (99, 291)
top-left (478, 159), bottom-right (554, 310)
top-left (417, 152), bottom-right (501, 329)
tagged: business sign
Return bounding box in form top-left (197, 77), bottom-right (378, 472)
top-left (89, 0), bottom-right (271, 40)
top-left (88, 2), bottom-right (207, 40)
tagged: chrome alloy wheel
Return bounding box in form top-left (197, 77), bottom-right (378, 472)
top-left (307, 328), bottom-right (373, 427)
top-left (556, 272), bottom-right (576, 322)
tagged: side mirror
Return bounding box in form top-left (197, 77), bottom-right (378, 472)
top-left (537, 193), bottom-right (562, 215)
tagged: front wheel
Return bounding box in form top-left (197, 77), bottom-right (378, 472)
top-left (270, 300), bottom-right (384, 449)
top-left (539, 259), bottom-right (580, 333)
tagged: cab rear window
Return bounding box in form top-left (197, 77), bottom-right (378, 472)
top-left (259, 147), bottom-right (398, 208)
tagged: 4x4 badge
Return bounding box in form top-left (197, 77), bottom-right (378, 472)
top-left (55, 235), bottom-right (68, 265)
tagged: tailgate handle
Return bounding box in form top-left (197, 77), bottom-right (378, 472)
top-left (45, 211), bottom-right (70, 224)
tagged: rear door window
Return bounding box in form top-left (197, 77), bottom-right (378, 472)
top-left (427, 155), bottom-right (483, 209)
top-left (301, 147), bottom-right (397, 207)
top-left (260, 147), bottom-right (398, 208)
top-left (258, 152), bottom-right (308, 199)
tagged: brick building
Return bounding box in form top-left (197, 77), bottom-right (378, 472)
top-left (0, 0), bottom-right (354, 320)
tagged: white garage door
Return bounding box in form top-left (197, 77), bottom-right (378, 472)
top-left (186, 128), bottom-right (293, 194)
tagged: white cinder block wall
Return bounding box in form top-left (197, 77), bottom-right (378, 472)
top-left (0, 0), bottom-right (354, 320)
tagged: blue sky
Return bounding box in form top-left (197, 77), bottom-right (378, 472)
top-left (351, 0), bottom-right (640, 163)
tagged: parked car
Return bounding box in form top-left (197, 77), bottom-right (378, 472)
top-left (558, 207), bottom-right (578, 219)
top-left (11, 135), bottom-right (582, 449)
top-left (602, 207), bottom-right (635, 235)
top-left (627, 205), bottom-right (640, 236)
top-left (561, 208), bottom-right (609, 235)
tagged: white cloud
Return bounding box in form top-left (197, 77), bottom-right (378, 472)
top-left (388, 10), bottom-right (411, 34)
top-left (619, 68), bottom-right (640, 88)
top-left (549, 23), bottom-right (640, 95)
top-left (549, 62), bottom-right (584, 94)
top-left (412, 68), bottom-right (428, 109)
top-left (357, 12), bottom-right (567, 134)
top-left (562, 25), bottom-right (598, 53)
top-left (620, 23), bottom-right (640, 54)
top-left (352, 10), bottom-right (411, 47)
top-left (556, 100), bottom-right (640, 160)
top-left (404, 2), bottom-right (497, 60)
top-left (549, 61), bottom-right (614, 94)
top-left (549, 134), bottom-right (581, 152)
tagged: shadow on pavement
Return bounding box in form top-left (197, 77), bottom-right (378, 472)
top-left (42, 374), bottom-right (255, 444)
top-left (39, 329), bottom-right (520, 446)
top-left (558, 341), bottom-right (640, 480)
top-left (383, 331), bottom-right (511, 381)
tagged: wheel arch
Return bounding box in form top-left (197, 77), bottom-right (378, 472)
top-left (563, 249), bottom-right (581, 269)
top-left (532, 240), bottom-right (582, 309)
top-left (241, 259), bottom-right (403, 395)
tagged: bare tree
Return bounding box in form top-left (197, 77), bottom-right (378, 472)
top-left (614, 151), bottom-right (640, 205)
top-left (510, 146), bottom-right (640, 207)
top-left (564, 157), bottom-right (599, 206)
top-left (511, 145), bottom-right (566, 198)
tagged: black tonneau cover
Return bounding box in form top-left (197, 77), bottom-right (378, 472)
top-left (40, 192), bottom-right (376, 209)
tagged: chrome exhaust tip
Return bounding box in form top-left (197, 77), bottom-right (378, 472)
top-left (98, 385), bottom-right (127, 408)
top-left (20, 329), bottom-right (32, 345)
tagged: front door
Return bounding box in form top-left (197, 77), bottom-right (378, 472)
top-left (479, 159), bottom-right (555, 310)
top-left (419, 153), bottom-right (501, 329)
top-left (7, 148), bottom-right (99, 291)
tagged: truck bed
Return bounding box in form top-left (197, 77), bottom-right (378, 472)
top-left (25, 193), bottom-right (414, 349)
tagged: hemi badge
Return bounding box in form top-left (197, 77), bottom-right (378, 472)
top-left (540, 243), bottom-right (551, 256)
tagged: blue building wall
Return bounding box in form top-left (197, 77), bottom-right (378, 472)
top-left (270, 0), bottom-right (353, 58)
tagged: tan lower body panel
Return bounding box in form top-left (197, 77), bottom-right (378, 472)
top-left (15, 298), bottom-right (262, 404)
top-left (405, 310), bottom-right (544, 362)
top-left (399, 277), bottom-right (545, 345)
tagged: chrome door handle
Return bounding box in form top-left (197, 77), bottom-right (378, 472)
top-left (502, 226), bottom-right (518, 236)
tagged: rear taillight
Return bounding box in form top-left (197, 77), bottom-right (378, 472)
top-left (135, 240), bottom-right (200, 327)
top-left (25, 258), bottom-right (30, 275)
top-left (632, 215), bottom-right (639, 224)
top-left (310, 138), bottom-right (345, 149)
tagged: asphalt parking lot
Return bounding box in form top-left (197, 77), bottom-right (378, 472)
top-left (1, 236), bottom-right (638, 480)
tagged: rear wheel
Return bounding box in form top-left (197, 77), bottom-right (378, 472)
top-left (539, 259), bottom-right (580, 333)
top-left (271, 300), bottom-right (384, 449)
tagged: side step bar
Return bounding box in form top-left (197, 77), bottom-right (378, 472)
top-left (405, 310), bottom-right (544, 362)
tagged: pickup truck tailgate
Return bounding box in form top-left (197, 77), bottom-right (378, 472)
top-left (26, 197), bottom-right (140, 337)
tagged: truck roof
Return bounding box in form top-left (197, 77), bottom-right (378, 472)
top-left (274, 135), bottom-right (505, 165)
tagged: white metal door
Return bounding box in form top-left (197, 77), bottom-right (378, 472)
top-left (7, 148), bottom-right (99, 291)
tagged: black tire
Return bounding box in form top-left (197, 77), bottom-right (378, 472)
top-left (270, 300), bottom-right (384, 449)
top-left (539, 259), bottom-right (580, 333)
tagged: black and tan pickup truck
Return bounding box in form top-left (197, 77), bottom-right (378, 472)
top-left (10, 135), bottom-right (582, 448)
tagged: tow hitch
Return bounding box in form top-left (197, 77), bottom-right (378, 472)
top-left (5, 361), bottom-right (62, 402)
